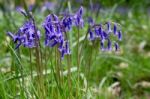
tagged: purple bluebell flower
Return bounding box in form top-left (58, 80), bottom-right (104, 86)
top-left (102, 31), bottom-right (108, 39)
top-left (60, 41), bottom-right (71, 59)
top-left (61, 48), bottom-right (65, 59)
top-left (95, 27), bottom-right (100, 37)
top-left (7, 32), bottom-right (18, 42)
top-left (74, 6), bottom-right (84, 28)
top-left (64, 41), bottom-right (71, 55)
top-left (16, 7), bottom-right (27, 17)
top-left (100, 41), bottom-right (104, 51)
top-left (42, 13), bottom-right (72, 59)
top-left (42, 7), bottom-right (84, 59)
top-left (61, 16), bottom-right (73, 31)
top-left (107, 39), bottom-right (112, 51)
top-left (88, 29), bottom-right (94, 40)
top-left (114, 42), bottom-right (119, 51)
top-left (113, 23), bottom-right (117, 35)
top-left (88, 21), bottom-right (122, 51)
top-left (50, 39), bottom-right (58, 47)
top-left (106, 22), bottom-right (112, 33)
top-left (58, 39), bottom-right (64, 51)
top-left (42, 6), bottom-right (84, 59)
top-left (117, 30), bottom-right (122, 41)
top-left (7, 20), bottom-right (41, 49)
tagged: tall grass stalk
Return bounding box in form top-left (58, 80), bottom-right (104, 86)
top-left (7, 44), bottom-right (27, 98)
top-left (86, 44), bottom-right (94, 93)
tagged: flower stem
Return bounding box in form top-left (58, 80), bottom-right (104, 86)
top-left (67, 54), bottom-right (72, 97)
top-left (77, 26), bottom-right (80, 97)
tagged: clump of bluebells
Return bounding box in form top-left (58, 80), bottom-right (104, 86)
top-left (42, 7), bottom-right (83, 59)
top-left (7, 6), bottom-right (84, 59)
top-left (7, 7), bottom-right (40, 49)
top-left (88, 17), bottom-right (122, 51)
top-left (7, 6), bottom-right (122, 59)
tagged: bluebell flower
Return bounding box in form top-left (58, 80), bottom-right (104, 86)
top-left (7, 20), bottom-right (41, 49)
top-left (61, 48), bottom-right (65, 59)
top-left (114, 42), bottom-right (119, 51)
top-left (42, 13), bottom-right (72, 59)
top-left (74, 6), bottom-right (84, 28)
top-left (106, 22), bottom-right (112, 33)
top-left (88, 28), bottom-right (94, 40)
top-left (61, 16), bottom-right (73, 31)
top-left (95, 27), bottom-right (100, 37)
top-left (58, 39), bottom-right (64, 51)
top-left (42, 6), bottom-right (84, 59)
top-left (107, 39), bottom-right (112, 51)
top-left (7, 32), bottom-right (18, 42)
top-left (113, 23), bottom-right (117, 35)
top-left (100, 40), bottom-right (104, 51)
top-left (50, 39), bottom-right (58, 47)
top-left (117, 30), bottom-right (122, 41)
top-left (60, 41), bottom-right (71, 59)
top-left (102, 31), bottom-right (108, 39)
top-left (88, 21), bottom-right (122, 51)
top-left (16, 6), bottom-right (27, 17)
top-left (64, 41), bottom-right (71, 55)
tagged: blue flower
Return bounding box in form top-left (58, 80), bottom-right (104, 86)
top-left (42, 13), bottom-right (72, 59)
top-left (64, 41), bottom-right (71, 55)
top-left (61, 16), bottom-right (73, 31)
top-left (74, 6), bottom-right (84, 28)
top-left (114, 42), bottom-right (119, 51)
top-left (107, 39), bottom-right (112, 51)
top-left (117, 30), bottom-right (122, 41)
top-left (89, 29), bottom-right (95, 40)
top-left (16, 6), bottom-right (27, 17)
top-left (100, 40), bottom-right (104, 51)
top-left (106, 22), bottom-right (112, 33)
top-left (113, 23), bottom-right (117, 35)
top-left (7, 20), bottom-right (41, 49)
top-left (88, 21), bottom-right (122, 51)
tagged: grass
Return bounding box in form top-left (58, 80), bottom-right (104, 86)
top-left (0, 1), bottom-right (150, 99)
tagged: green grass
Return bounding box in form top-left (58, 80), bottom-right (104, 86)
top-left (0, 2), bottom-right (150, 99)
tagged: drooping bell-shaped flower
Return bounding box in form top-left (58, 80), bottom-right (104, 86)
top-left (74, 6), bottom-right (84, 28)
top-left (114, 42), bottom-right (119, 51)
top-left (88, 21), bottom-right (122, 51)
top-left (7, 20), bottom-right (41, 49)
top-left (117, 30), bottom-right (122, 41)
top-left (16, 6), bottom-right (27, 17)
top-left (88, 28), bottom-right (94, 40)
top-left (100, 40), bottom-right (105, 51)
top-left (106, 22), bottom-right (112, 33)
top-left (113, 23), bottom-right (117, 35)
top-left (107, 39), bottom-right (112, 51)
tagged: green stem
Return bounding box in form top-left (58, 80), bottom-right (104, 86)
top-left (77, 26), bottom-right (80, 98)
top-left (29, 49), bottom-right (33, 80)
top-left (86, 44), bottom-right (93, 93)
top-left (55, 47), bottom-right (61, 85)
top-left (67, 55), bottom-right (72, 97)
